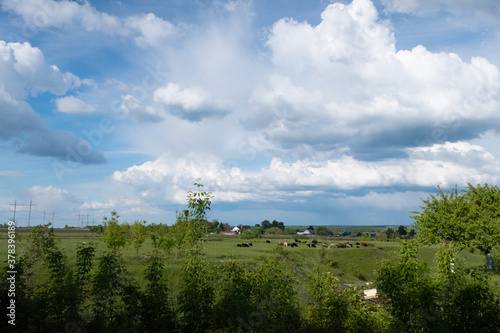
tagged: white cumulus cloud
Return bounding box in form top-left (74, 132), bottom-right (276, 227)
top-left (55, 96), bottom-right (95, 114)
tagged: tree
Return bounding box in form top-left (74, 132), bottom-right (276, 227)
top-left (397, 225), bottom-right (407, 236)
top-left (316, 226), bottom-right (330, 236)
top-left (102, 211), bottom-right (128, 251)
top-left (412, 184), bottom-right (500, 269)
top-left (261, 220), bottom-right (271, 229)
top-left (386, 227), bottom-right (395, 239)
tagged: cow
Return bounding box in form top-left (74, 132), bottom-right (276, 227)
top-left (248, 242), bottom-right (253, 246)
top-left (266, 240), bottom-right (271, 243)
top-left (306, 243), bottom-right (311, 247)
top-left (291, 243), bottom-right (298, 247)
top-left (345, 243), bottom-right (352, 248)
top-left (278, 242), bottom-right (283, 246)
top-left (356, 242), bottom-right (360, 245)
top-left (311, 244), bottom-right (316, 248)
top-left (237, 244), bottom-right (242, 247)
top-left (284, 241), bottom-right (290, 247)
top-left (294, 239), bottom-right (301, 243)
top-left (377, 246), bottom-right (384, 250)
top-left (312, 240), bottom-right (318, 244)
top-left (322, 243), bottom-right (329, 248)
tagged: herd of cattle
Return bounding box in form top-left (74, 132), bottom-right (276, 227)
top-left (236, 239), bottom-right (384, 250)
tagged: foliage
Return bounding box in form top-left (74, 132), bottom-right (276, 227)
top-left (315, 226), bottom-right (331, 236)
top-left (376, 240), bottom-right (500, 332)
top-left (139, 254), bottom-right (175, 332)
top-left (239, 226), bottom-right (264, 239)
top-left (130, 219), bottom-right (147, 253)
top-left (178, 250), bottom-right (215, 332)
top-left (102, 211), bottom-right (128, 251)
top-left (376, 241), bottom-right (438, 332)
top-left (265, 226), bottom-right (283, 235)
top-left (412, 184), bottom-right (500, 254)
top-left (261, 219), bottom-right (285, 230)
top-left (305, 268), bottom-right (390, 333)
top-left (398, 225), bottom-right (407, 236)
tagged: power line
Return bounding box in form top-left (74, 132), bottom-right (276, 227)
top-left (9, 200), bottom-right (36, 226)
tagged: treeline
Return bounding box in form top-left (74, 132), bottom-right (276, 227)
top-left (2, 222), bottom-right (500, 332)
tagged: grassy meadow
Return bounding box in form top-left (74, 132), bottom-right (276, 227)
top-left (2, 227), bottom-right (498, 301)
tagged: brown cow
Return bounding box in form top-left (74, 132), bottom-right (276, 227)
top-left (322, 243), bottom-right (329, 248)
top-left (284, 241), bottom-right (290, 247)
top-left (278, 242), bottom-right (283, 246)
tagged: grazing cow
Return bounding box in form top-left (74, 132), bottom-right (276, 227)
top-left (345, 243), bottom-right (352, 248)
top-left (311, 244), bottom-right (316, 248)
top-left (242, 243), bottom-right (250, 247)
top-left (356, 246), bottom-right (360, 248)
top-left (330, 243), bottom-right (338, 248)
top-left (284, 241), bottom-right (290, 247)
top-left (356, 242), bottom-right (360, 245)
top-left (266, 240), bottom-right (271, 243)
top-left (377, 246), bottom-right (384, 250)
top-left (312, 240), bottom-right (318, 244)
top-left (306, 243), bottom-right (311, 247)
top-left (291, 243), bottom-right (298, 247)
top-left (322, 243), bottom-right (329, 248)
top-left (248, 242), bottom-right (253, 246)
top-left (237, 244), bottom-right (242, 247)
top-left (278, 242), bottom-right (283, 246)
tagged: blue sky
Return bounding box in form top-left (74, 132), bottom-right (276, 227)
top-left (1, 0), bottom-right (500, 227)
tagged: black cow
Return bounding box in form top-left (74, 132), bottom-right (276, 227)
top-left (266, 240), bottom-right (271, 243)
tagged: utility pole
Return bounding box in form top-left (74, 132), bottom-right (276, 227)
top-left (28, 200), bottom-right (33, 227)
top-left (78, 213), bottom-right (81, 228)
top-left (10, 201), bottom-right (36, 226)
top-left (86, 212), bottom-right (89, 227)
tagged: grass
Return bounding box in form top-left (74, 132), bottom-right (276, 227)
top-left (1, 228), bottom-right (498, 297)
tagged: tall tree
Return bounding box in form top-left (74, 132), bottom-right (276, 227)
top-left (412, 184), bottom-right (500, 269)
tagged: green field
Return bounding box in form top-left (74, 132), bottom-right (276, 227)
top-left (2, 227), bottom-right (498, 298)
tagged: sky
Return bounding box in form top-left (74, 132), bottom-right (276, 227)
top-left (1, 0), bottom-right (500, 228)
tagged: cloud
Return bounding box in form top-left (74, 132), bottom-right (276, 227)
top-left (154, 83), bottom-right (231, 121)
top-left (55, 95), bottom-right (95, 114)
top-left (0, 41), bottom-right (80, 99)
top-left (0, 170), bottom-right (23, 177)
top-left (119, 94), bottom-right (163, 123)
top-left (112, 140), bottom-right (499, 206)
top-left (0, 40), bottom-right (105, 164)
top-left (246, 0), bottom-right (500, 160)
top-left (1, 0), bottom-right (178, 48)
top-left (381, 0), bottom-right (500, 21)
top-left (125, 13), bottom-right (177, 48)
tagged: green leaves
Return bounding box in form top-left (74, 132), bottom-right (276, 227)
top-left (412, 184), bottom-right (500, 255)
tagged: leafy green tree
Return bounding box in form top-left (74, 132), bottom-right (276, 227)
top-left (412, 184), bottom-right (500, 269)
top-left (130, 219), bottom-right (147, 253)
top-left (102, 211), bottom-right (128, 251)
top-left (386, 227), bottom-right (395, 239)
top-left (261, 220), bottom-right (271, 229)
top-left (376, 241), bottom-right (439, 332)
top-left (316, 226), bottom-right (330, 236)
top-left (398, 225), bottom-right (407, 236)
top-left (178, 251), bottom-right (214, 332)
top-left (265, 227), bottom-right (283, 235)
top-left (305, 268), bottom-right (389, 333)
